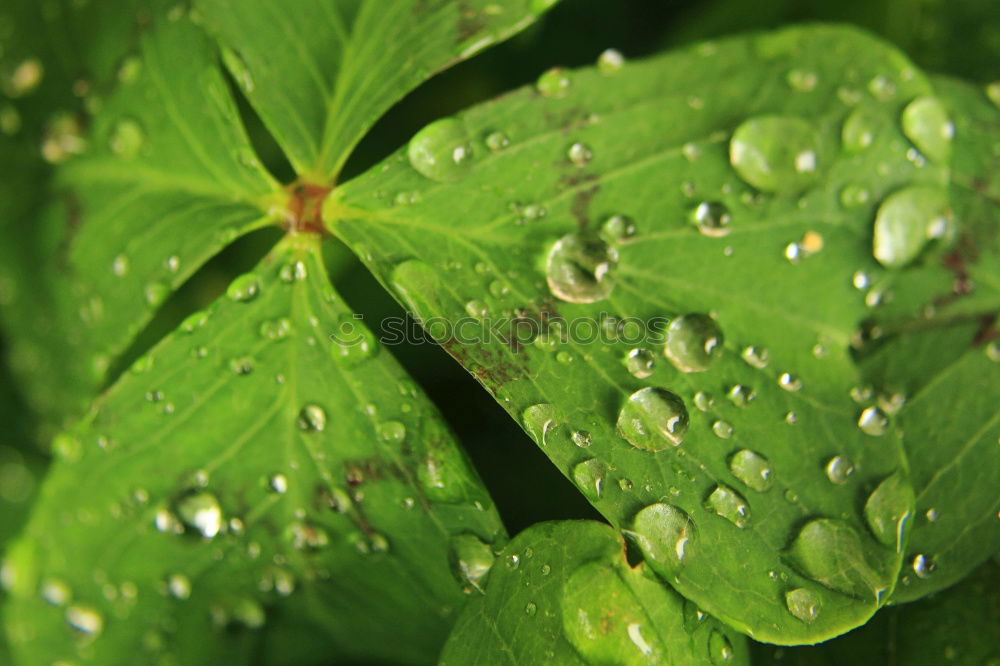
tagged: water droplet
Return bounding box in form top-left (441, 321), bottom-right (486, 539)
top-left (631, 503), bottom-right (695, 575)
top-left (3, 58), bottom-right (44, 97)
top-left (65, 604), bottom-right (103, 635)
top-left (730, 115), bottom-right (821, 192)
top-left (601, 214), bottom-right (637, 243)
top-left (689, 201), bottom-right (732, 237)
top-left (484, 130), bottom-right (510, 152)
top-left (873, 185), bottom-right (951, 268)
top-left (664, 314), bottom-right (723, 373)
top-left (925, 507), bottom-right (940, 522)
top-left (41, 578), bottom-right (71, 606)
top-left (330, 315), bottom-right (377, 365)
top-left (287, 521), bottom-right (330, 550)
top-left (709, 630), bottom-right (735, 664)
top-left (901, 96), bottom-right (953, 163)
top-left (624, 348), bottom-right (655, 378)
top-left (736, 347), bottom-right (769, 373)
top-left (704, 484), bottom-right (751, 528)
top-left (505, 554), bottom-right (520, 570)
top-left (786, 518), bottom-right (889, 597)
top-left (597, 48), bottom-right (625, 73)
top-left (825, 455), bottom-right (855, 484)
top-left (268, 473), bottom-right (288, 494)
top-left (523, 403), bottom-right (559, 445)
top-left (785, 588), bottom-right (819, 624)
top-left (912, 553), bottom-right (935, 578)
top-left (712, 420), bottom-right (734, 439)
top-left (864, 472), bottom-right (913, 551)
top-left (729, 449), bottom-right (773, 492)
top-left (617, 387), bottom-right (689, 450)
top-left (144, 282), bottom-right (168, 306)
top-left (868, 74), bottom-right (896, 101)
top-left (176, 491), bottom-right (223, 538)
top-left (279, 260), bottom-right (307, 282)
top-left (227, 273), bottom-right (261, 302)
top-left (572, 459), bottom-right (607, 501)
top-left (571, 430), bottom-right (592, 448)
top-left (545, 233), bottom-right (617, 303)
top-left (229, 356), bottom-right (254, 375)
top-left (109, 117), bottom-right (145, 158)
top-left (450, 534), bottom-right (495, 593)
top-left (166, 573), bottom-right (191, 600)
top-left (840, 183), bottom-right (871, 208)
top-left (842, 108), bottom-right (878, 152)
top-left (377, 421), bottom-right (406, 445)
top-left (726, 384), bottom-right (755, 407)
top-left (536, 67), bottom-right (571, 98)
top-left (567, 141), bottom-right (592, 167)
top-left (296, 404), bottom-right (327, 432)
top-left (693, 391), bottom-right (714, 411)
top-left (407, 117), bottom-right (473, 182)
top-left (858, 406), bottom-right (889, 436)
top-left (786, 69), bottom-right (817, 92)
top-left (778, 372), bottom-right (802, 392)
top-left (524, 601), bottom-right (537, 616)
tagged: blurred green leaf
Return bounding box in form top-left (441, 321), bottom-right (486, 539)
top-left (441, 520), bottom-right (750, 665)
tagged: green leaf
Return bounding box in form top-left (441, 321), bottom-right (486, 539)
top-left (440, 520), bottom-right (750, 665)
top-left (860, 323), bottom-right (1000, 603)
top-left (753, 558), bottom-right (1000, 666)
top-left (326, 25), bottom-right (928, 643)
top-left (193, 0), bottom-right (560, 180)
top-left (56, 8), bottom-right (281, 389)
top-left (2, 235), bottom-right (504, 664)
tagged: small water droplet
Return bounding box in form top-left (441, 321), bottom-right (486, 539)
top-left (631, 503), bottom-right (695, 575)
top-left (571, 430), bottom-right (592, 448)
top-left (873, 185), bottom-right (951, 268)
top-left (450, 534), bottom-right (495, 593)
top-left (296, 404), bottom-right (327, 432)
top-left (726, 384), bottom-right (755, 407)
top-left (729, 449), bottom-right (773, 492)
top-left (858, 406), bottom-right (889, 436)
top-left (407, 117), bottom-right (473, 182)
top-left (689, 201), bottom-right (731, 237)
top-left (786, 69), bottom-right (817, 92)
top-left (377, 421), bottom-right (406, 445)
top-left (176, 491), bottom-right (223, 538)
top-left (545, 233), bottom-right (617, 303)
top-left (617, 387), bottom-right (689, 450)
top-left (597, 48), bottom-right (625, 73)
top-left (144, 282), bottom-right (168, 306)
top-left (166, 573), bottom-right (191, 600)
top-left (41, 578), bottom-right (71, 606)
top-left (709, 630), bottom-right (735, 664)
top-left (912, 553), bottom-right (935, 578)
top-left (601, 214), bottom-right (637, 243)
top-left (3, 58), bottom-right (44, 97)
top-left (112, 254), bottom-right (129, 277)
top-left (229, 356), bottom-right (254, 375)
top-left (704, 484), bottom-right (751, 528)
top-left (868, 74), bottom-right (896, 101)
top-left (536, 67), bottom-right (571, 98)
top-left (693, 391), bottom-right (714, 411)
top-left (484, 130), bottom-right (510, 152)
top-left (741, 345), bottom-right (769, 368)
top-left (259, 317), bottom-right (291, 341)
top-left (664, 313), bottom-right (723, 373)
top-left (624, 348), bottom-right (655, 378)
top-left (227, 273), bottom-right (261, 302)
top-left (524, 601), bottom-right (537, 616)
top-left (840, 183), bottom-right (871, 208)
top-left (287, 521), bottom-right (330, 550)
top-left (785, 588), bottom-right (819, 624)
top-left (65, 604), bottom-right (103, 635)
top-left (842, 107), bottom-right (878, 152)
top-left (825, 455), bottom-right (855, 484)
top-left (330, 315), bottom-right (377, 365)
top-left (730, 115), bottom-right (821, 192)
top-left (109, 117), bottom-right (145, 158)
top-left (268, 473), bottom-right (288, 494)
top-left (567, 141), bottom-right (592, 167)
top-left (778, 372), bottom-right (802, 392)
top-left (901, 97), bottom-right (953, 163)
top-left (712, 420), bottom-right (734, 439)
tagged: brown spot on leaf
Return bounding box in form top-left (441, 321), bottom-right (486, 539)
top-left (283, 180), bottom-right (331, 235)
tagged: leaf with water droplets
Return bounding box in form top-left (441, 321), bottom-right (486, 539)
top-left (440, 521), bottom-right (749, 666)
top-left (861, 322), bottom-right (1000, 603)
top-left (194, 0), bottom-right (558, 177)
top-left (2, 238), bottom-right (504, 664)
top-left (328, 25), bottom-right (922, 643)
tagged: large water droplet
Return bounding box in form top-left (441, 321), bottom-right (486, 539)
top-left (824, 455), bottom-right (855, 484)
top-left (689, 201), bottom-right (732, 237)
top-left (176, 491), bottom-right (223, 538)
top-left (523, 403), bottom-right (559, 446)
top-left (704, 484), bottom-right (751, 528)
top-left (631, 503), bottom-right (696, 576)
top-left (572, 459), bottom-right (608, 501)
top-left (617, 387), bottom-right (689, 450)
top-left (901, 96), bottom-right (953, 163)
top-left (785, 588), bottom-right (820, 624)
top-left (786, 518), bottom-right (889, 598)
top-left (728, 449), bottom-right (774, 492)
top-left (545, 233), bottom-right (617, 303)
top-left (450, 534), bottom-right (495, 593)
top-left (664, 314), bottom-right (723, 373)
top-left (729, 115), bottom-right (821, 192)
top-left (407, 117), bottom-right (473, 182)
top-left (872, 185), bottom-right (951, 268)
top-left (863, 472), bottom-right (913, 551)
top-left (858, 406), bottom-right (889, 436)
